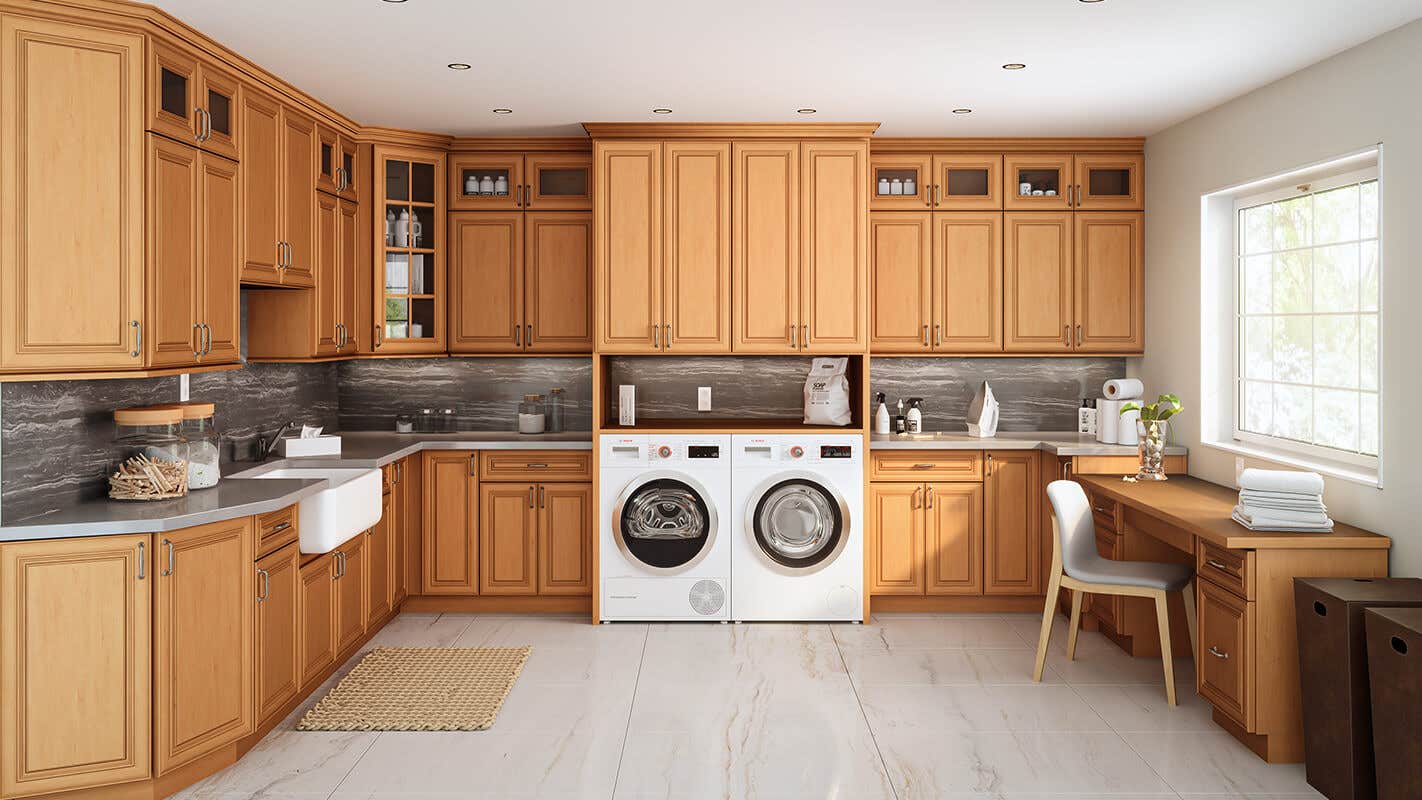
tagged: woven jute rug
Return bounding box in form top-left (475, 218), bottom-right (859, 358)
top-left (296, 646), bottom-right (530, 731)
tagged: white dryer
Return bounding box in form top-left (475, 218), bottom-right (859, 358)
top-left (599, 434), bottom-right (731, 622)
top-left (730, 434), bottom-right (864, 622)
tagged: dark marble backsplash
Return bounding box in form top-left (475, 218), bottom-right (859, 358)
top-left (871, 357), bottom-right (1126, 432)
top-left (190, 362), bottom-right (340, 462)
top-left (337, 358), bottom-right (593, 433)
top-left (607, 356), bottom-right (814, 418)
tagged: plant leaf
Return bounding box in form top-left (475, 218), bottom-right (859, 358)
top-left (1119, 402), bottom-right (1141, 416)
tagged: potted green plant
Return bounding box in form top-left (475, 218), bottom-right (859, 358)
top-left (1120, 394), bottom-right (1182, 481)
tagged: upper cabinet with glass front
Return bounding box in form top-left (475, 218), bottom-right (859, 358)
top-left (1004, 153), bottom-right (1143, 210)
top-left (375, 147), bottom-right (446, 354)
top-left (871, 155), bottom-right (932, 209)
top-left (316, 123), bottom-right (360, 201)
top-left (449, 152), bottom-right (591, 211)
top-left (1074, 154), bottom-right (1143, 210)
top-left (148, 37), bottom-right (240, 161)
top-left (1004, 154), bottom-right (1073, 210)
top-left (872, 154), bottom-right (1003, 210)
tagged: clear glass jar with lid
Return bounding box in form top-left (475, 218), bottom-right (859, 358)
top-left (114, 406), bottom-right (187, 464)
top-left (169, 402), bottom-right (221, 489)
top-left (518, 394), bottom-right (546, 435)
top-left (546, 387), bottom-right (565, 433)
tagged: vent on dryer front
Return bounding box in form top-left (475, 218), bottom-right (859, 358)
top-left (688, 579), bottom-right (725, 615)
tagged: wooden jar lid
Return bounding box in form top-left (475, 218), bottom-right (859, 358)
top-left (113, 406), bottom-right (183, 426)
top-left (162, 401), bottom-right (216, 419)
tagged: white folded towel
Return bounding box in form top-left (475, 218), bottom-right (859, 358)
top-left (1234, 505), bottom-right (1331, 525)
top-left (1237, 468), bottom-right (1325, 496)
top-left (1232, 506), bottom-right (1334, 532)
top-left (1238, 489), bottom-right (1328, 512)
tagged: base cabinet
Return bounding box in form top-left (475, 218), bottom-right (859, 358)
top-left (334, 536), bottom-right (366, 656)
top-left (366, 488), bottom-right (395, 626)
top-left (297, 552), bottom-right (337, 688)
top-left (422, 452), bottom-right (479, 595)
top-left (255, 543), bottom-right (300, 726)
top-left (479, 481), bottom-right (593, 596)
top-left (983, 451), bottom-right (1041, 595)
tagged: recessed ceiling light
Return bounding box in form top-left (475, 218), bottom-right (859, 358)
top-left (1002, 63), bottom-right (1026, 70)
top-left (952, 108), bottom-right (972, 114)
top-left (652, 108), bottom-right (673, 114)
top-left (381, 0), bottom-right (408, 3)
top-left (796, 108), bottom-right (817, 114)
top-left (492, 108), bottom-right (513, 114)
top-left (1079, 0), bottom-right (1105, 3)
top-left (447, 62), bottom-right (471, 70)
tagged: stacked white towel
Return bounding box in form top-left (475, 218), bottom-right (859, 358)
top-left (1231, 468), bottom-right (1332, 532)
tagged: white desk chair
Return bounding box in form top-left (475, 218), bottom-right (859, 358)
top-left (1033, 480), bottom-right (1198, 705)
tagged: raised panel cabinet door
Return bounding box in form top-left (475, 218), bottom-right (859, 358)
top-left (526, 152), bottom-right (593, 210)
top-left (280, 106), bottom-right (317, 287)
top-left (869, 154), bottom-right (932, 210)
top-left (800, 140), bottom-right (869, 352)
top-left (366, 490), bottom-right (395, 626)
top-left (1, 534), bottom-right (151, 798)
top-left (869, 211), bottom-right (932, 353)
top-left (422, 452), bottom-right (479, 595)
top-left (868, 483), bottom-right (925, 595)
top-left (931, 154), bottom-right (1003, 211)
top-left (297, 553), bottom-right (336, 687)
top-left (925, 482), bottom-right (984, 595)
top-left (594, 140), bottom-right (661, 351)
top-left (155, 517), bottom-right (255, 776)
top-left (663, 141), bottom-right (732, 352)
top-left (402, 455), bottom-right (424, 598)
top-left (732, 141), bottom-right (800, 352)
top-left (1074, 212), bottom-right (1145, 353)
top-left (390, 469), bottom-right (407, 606)
top-left (338, 199), bottom-right (359, 354)
top-left (479, 483), bottom-right (539, 595)
top-left (525, 211), bottom-right (593, 353)
top-left (983, 451), bottom-right (1042, 595)
top-left (449, 212), bottom-right (523, 353)
top-left (334, 535), bottom-right (367, 655)
top-left (1003, 154), bottom-right (1073, 211)
top-left (199, 151), bottom-right (241, 363)
top-left (1004, 212), bottom-right (1073, 353)
top-left (1074, 153), bottom-right (1144, 211)
top-left (254, 543), bottom-right (299, 726)
top-left (539, 482), bottom-right (593, 595)
top-left (934, 212), bottom-right (1003, 353)
top-left (1198, 579), bottom-right (1255, 729)
top-left (146, 135), bottom-right (202, 369)
top-left (1, 16), bottom-right (145, 372)
top-left (313, 192), bottom-right (341, 355)
top-left (194, 60), bottom-right (240, 162)
top-left (147, 37), bottom-right (200, 145)
top-left (239, 88), bottom-right (283, 284)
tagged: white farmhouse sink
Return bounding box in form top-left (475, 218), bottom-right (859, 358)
top-left (248, 467), bottom-right (382, 553)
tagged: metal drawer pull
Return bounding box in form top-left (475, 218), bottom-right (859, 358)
top-left (162, 539), bottom-right (174, 576)
top-left (526, 463), bottom-right (548, 468)
top-left (1093, 505), bottom-right (1109, 515)
top-left (203, 323), bottom-right (212, 355)
top-left (1206, 559), bottom-right (1233, 572)
top-left (912, 464), bottom-right (936, 469)
top-left (270, 521), bottom-right (291, 534)
top-left (257, 568), bottom-right (270, 602)
top-left (137, 541), bottom-right (145, 580)
top-left (1208, 646), bottom-right (1230, 660)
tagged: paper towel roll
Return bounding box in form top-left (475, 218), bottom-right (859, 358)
top-left (1117, 407), bottom-right (1141, 446)
top-left (1096, 399), bottom-right (1120, 444)
top-left (1103, 378), bottom-right (1144, 400)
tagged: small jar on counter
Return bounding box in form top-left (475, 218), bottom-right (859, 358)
top-left (170, 402), bottom-right (221, 489)
top-left (547, 387), bottom-right (565, 433)
top-left (112, 406), bottom-right (189, 498)
top-left (518, 394), bottom-right (546, 435)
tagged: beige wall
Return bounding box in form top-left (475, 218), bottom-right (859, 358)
top-left (1138, 18), bottom-right (1422, 576)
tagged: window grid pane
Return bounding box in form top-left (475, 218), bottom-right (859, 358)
top-left (1236, 178), bottom-right (1379, 458)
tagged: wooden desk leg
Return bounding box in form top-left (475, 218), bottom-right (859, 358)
top-left (1154, 588), bottom-right (1177, 706)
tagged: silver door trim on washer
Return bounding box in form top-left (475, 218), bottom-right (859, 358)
top-left (743, 469), bottom-right (852, 577)
top-left (611, 469), bottom-right (720, 574)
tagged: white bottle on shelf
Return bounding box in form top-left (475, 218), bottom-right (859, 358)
top-left (480, 175), bottom-right (495, 195)
top-left (874, 393), bottom-right (890, 435)
top-left (494, 175), bottom-right (509, 196)
top-left (464, 174), bottom-right (478, 196)
top-left (890, 178), bottom-right (903, 195)
top-left (877, 177), bottom-right (891, 196)
top-left (904, 177), bottom-right (917, 196)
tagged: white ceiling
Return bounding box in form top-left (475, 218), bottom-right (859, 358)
top-left (153, 0), bottom-right (1422, 138)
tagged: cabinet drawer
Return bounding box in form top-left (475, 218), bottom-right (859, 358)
top-left (480, 451), bottom-right (592, 482)
top-left (1086, 489), bottom-right (1118, 533)
top-left (1198, 578), bottom-right (1256, 729)
top-left (870, 451), bottom-right (982, 482)
top-left (256, 505), bottom-right (298, 557)
top-left (1198, 542), bottom-right (1255, 600)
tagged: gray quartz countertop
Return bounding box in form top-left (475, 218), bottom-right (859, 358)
top-left (0, 430), bottom-right (592, 541)
top-left (870, 431), bottom-right (1188, 457)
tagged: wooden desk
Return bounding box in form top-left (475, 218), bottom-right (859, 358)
top-left (1074, 474), bottom-right (1390, 764)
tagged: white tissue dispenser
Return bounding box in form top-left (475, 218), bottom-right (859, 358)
top-left (966, 381), bottom-right (1000, 438)
top-left (278, 435), bottom-right (342, 458)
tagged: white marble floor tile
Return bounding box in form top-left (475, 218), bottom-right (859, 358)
top-left (173, 730), bottom-right (376, 797)
top-left (834, 615), bottom-right (1029, 651)
top-left (455, 615), bottom-right (648, 650)
top-left (841, 646), bottom-right (1064, 686)
top-left (858, 684), bottom-right (1112, 733)
top-left (1127, 731), bottom-right (1317, 795)
top-left (1177, 794), bottom-right (1324, 800)
top-left (357, 612), bottom-right (478, 652)
top-left (1074, 682), bottom-right (1218, 732)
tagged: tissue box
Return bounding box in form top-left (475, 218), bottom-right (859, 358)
top-left (279, 435), bottom-right (342, 458)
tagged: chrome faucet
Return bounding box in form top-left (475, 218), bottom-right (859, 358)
top-left (259, 420), bottom-right (298, 460)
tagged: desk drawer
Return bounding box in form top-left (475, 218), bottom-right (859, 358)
top-left (1086, 489), bottom-right (1119, 534)
top-left (480, 451), bottom-right (592, 482)
top-left (870, 451), bottom-right (982, 482)
top-left (1198, 578), bottom-right (1256, 730)
top-left (1198, 542), bottom-right (1255, 600)
top-left (256, 504), bottom-right (298, 558)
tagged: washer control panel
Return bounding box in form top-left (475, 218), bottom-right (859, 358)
top-left (647, 439), bottom-right (725, 462)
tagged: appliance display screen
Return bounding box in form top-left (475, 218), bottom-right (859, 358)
top-left (820, 445), bottom-right (853, 459)
top-left (688, 446), bottom-right (721, 459)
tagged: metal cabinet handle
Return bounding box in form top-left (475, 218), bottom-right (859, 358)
top-left (922, 325), bottom-right (929, 347)
top-left (1063, 325), bottom-right (1070, 347)
top-left (1206, 559), bottom-right (1232, 572)
top-left (193, 323), bottom-right (203, 357)
top-left (137, 541), bottom-right (146, 580)
top-left (526, 463), bottom-right (548, 468)
top-left (912, 487), bottom-right (921, 508)
top-left (271, 521), bottom-right (291, 533)
top-left (538, 485), bottom-right (545, 508)
top-left (788, 325), bottom-right (796, 348)
top-left (204, 108), bottom-right (213, 141)
top-left (528, 486), bottom-right (535, 508)
top-left (663, 324), bottom-right (670, 349)
top-left (528, 324), bottom-right (534, 347)
top-left (526, 185), bottom-right (532, 207)
top-left (934, 324), bottom-right (941, 346)
top-left (470, 454), bottom-right (477, 476)
top-left (926, 485), bottom-right (934, 508)
top-left (513, 324), bottom-right (521, 346)
top-left (131, 320), bottom-right (142, 357)
top-left (395, 462), bottom-right (402, 484)
top-left (193, 107), bottom-right (204, 141)
top-left (161, 539), bottom-right (174, 576)
top-left (204, 323), bottom-right (212, 355)
top-left (801, 325), bottom-right (808, 348)
top-left (515, 184), bottom-right (522, 206)
top-left (1208, 646), bottom-right (1230, 660)
top-left (1076, 324), bottom-right (1083, 347)
top-left (374, 324), bottom-right (383, 348)
top-left (257, 568), bottom-right (270, 602)
top-left (653, 324), bottom-right (660, 349)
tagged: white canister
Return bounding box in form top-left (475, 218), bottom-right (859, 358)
top-left (494, 175), bottom-right (509, 196)
top-left (385, 209), bottom-right (395, 245)
top-left (464, 174), bottom-right (479, 196)
top-left (1019, 181), bottom-right (1033, 196)
top-left (904, 177), bottom-right (917, 196)
top-left (394, 210), bottom-right (410, 246)
top-left (890, 178), bottom-right (903, 195)
top-left (479, 175), bottom-right (495, 195)
top-left (1032, 189), bottom-right (1045, 196)
top-left (877, 177), bottom-right (891, 195)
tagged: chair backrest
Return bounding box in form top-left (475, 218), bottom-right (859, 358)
top-left (1046, 480), bottom-right (1100, 579)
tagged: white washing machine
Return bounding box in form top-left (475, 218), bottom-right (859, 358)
top-left (730, 434), bottom-right (864, 622)
top-left (599, 434), bottom-right (732, 622)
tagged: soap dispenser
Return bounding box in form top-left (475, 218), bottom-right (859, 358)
top-left (874, 393), bottom-right (890, 435)
top-left (906, 398), bottom-right (924, 434)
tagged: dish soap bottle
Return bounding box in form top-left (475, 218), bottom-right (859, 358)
top-left (893, 399), bottom-right (907, 434)
top-left (906, 398), bottom-right (924, 434)
top-left (874, 393), bottom-right (890, 435)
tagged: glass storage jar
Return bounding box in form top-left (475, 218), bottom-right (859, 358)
top-left (111, 406), bottom-right (189, 498)
top-left (547, 387), bottom-right (565, 433)
top-left (172, 402), bottom-right (221, 489)
top-left (518, 394), bottom-right (546, 435)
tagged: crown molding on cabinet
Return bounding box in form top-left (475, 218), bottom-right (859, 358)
top-left (871, 137), bottom-right (1145, 153)
top-left (582, 122), bottom-right (881, 140)
top-left (449, 137), bottom-right (592, 153)
top-left (357, 126), bottom-right (455, 150)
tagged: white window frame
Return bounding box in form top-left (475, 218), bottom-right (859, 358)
top-left (1229, 162), bottom-right (1381, 475)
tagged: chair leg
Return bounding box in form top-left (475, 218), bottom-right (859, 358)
top-left (1183, 579), bottom-right (1199, 681)
top-left (1154, 590), bottom-right (1177, 706)
top-left (1066, 589), bottom-right (1085, 662)
top-left (1033, 570), bottom-right (1062, 682)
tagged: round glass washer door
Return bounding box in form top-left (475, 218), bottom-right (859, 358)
top-left (748, 473), bottom-right (849, 573)
top-left (614, 472), bottom-right (718, 572)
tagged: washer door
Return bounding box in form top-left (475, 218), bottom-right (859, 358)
top-left (614, 471), bottom-right (719, 573)
top-left (748, 472), bottom-right (849, 573)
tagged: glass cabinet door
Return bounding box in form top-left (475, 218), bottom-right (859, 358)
top-left (195, 62), bottom-right (239, 160)
top-left (525, 153), bottom-right (592, 210)
top-left (316, 124), bottom-right (341, 195)
top-left (1074, 154), bottom-right (1144, 210)
top-left (150, 40), bottom-right (199, 145)
top-left (377, 150), bottom-right (445, 352)
top-left (931, 154), bottom-right (1003, 210)
top-left (448, 153), bottom-right (523, 210)
top-left (870, 155), bottom-right (932, 210)
top-left (337, 137), bottom-right (359, 201)
top-left (1003, 154), bottom-right (1073, 210)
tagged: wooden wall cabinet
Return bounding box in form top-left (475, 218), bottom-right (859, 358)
top-left (1004, 211), bottom-right (1074, 353)
top-left (449, 152), bottom-right (592, 211)
top-left (148, 36), bottom-right (240, 161)
top-left (732, 141), bottom-right (800, 352)
top-left (1074, 154), bottom-right (1144, 210)
top-left (316, 122), bottom-right (359, 200)
top-left (373, 147), bottom-right (446, 354)
top-left (1, 534), bottom-right (152, 798)
top-left (422, 452), bottom-right (479, 595)
top-left (154, 517), bottom-right (254, 776)
top-left (254, 542), bottom-right (300, 726)
top-left (239, 90), bottom-right (315, 288)
top-left (870, 154), bottom-right (1002, 211)
top-left (869, 212), bottom-right (932, 352)
top-left (662, 141), bottom-right (732, 352)
top-left (1, 15), bottom-right (146, 373)
top-left (593, 140), bottom-right (666, 352)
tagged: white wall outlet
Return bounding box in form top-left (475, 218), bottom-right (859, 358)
top-left (179, 373), bottom-right (190, 402)
top-left (697, 386), bottom-right (712, 412)
top-left (1235, 456), bottom-right (1246, 486)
